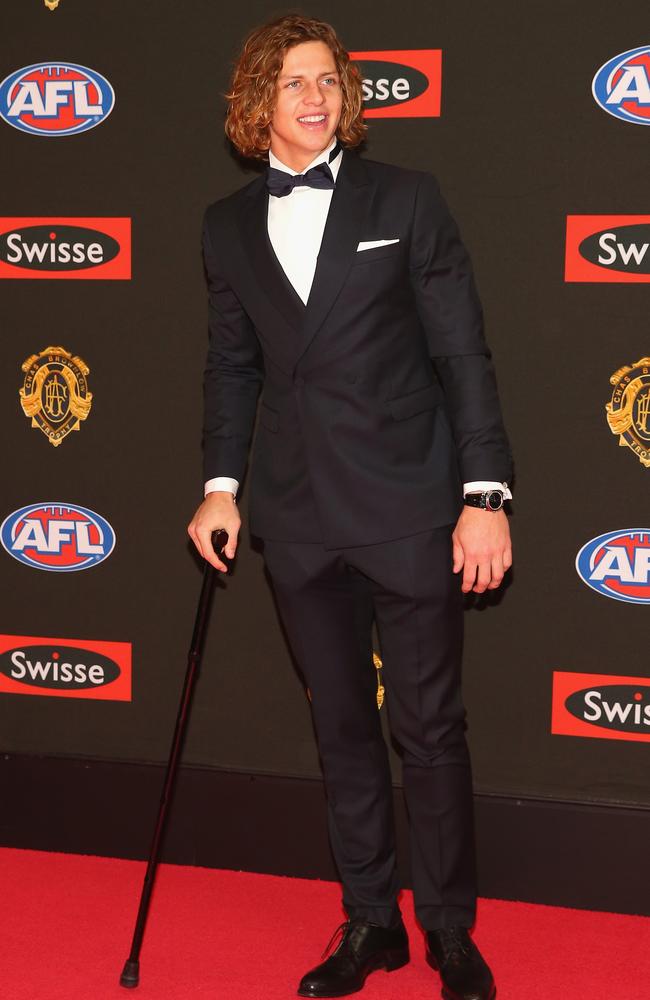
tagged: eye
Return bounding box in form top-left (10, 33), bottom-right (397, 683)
top-left (286, 80), bottom-right (301, 89)
top-left (322, 77), bottom-right (338, 86)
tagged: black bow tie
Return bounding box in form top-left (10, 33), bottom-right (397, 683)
top-left (266, 142), bottom-right (342, 198)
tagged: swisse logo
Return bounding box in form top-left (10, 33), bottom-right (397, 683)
top-left (565, 216), bottom-right (650, 282)
top-left (568, 687), bottom-right (650, 732)
top-left (350, 50), bottom-right (441, 118)
top-left (4, 225), bottom-right (114, 268)
top-left (576, 529), bottom-right (650, 604)
top-left (552, 672), bottom-right (650, 743)
top-left (0, 218), bottom-right (131, 279)
top-left (1, 502), bottom-right (115, 572)
top-left (592, 46), bottom-right (650, 126)
top-left (7, 647), bottom-right (117, 689)
top-left (0, 634), bottom-right (131, 701)
top-left (0, 63), bottom-right (114, 136)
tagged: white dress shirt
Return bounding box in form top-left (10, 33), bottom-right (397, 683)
top-left (205, 140), bottom-right (510, 503)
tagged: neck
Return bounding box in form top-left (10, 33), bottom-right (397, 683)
top-left (270, 137), bottom-right (335, 173)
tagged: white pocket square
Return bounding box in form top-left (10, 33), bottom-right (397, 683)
top-left (356, 238), bottom-right (400, 252)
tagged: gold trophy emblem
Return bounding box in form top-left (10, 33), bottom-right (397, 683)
top-left (19, 346), bottom-right (92, 446)
top-left (306, 652), bottom-right (386, 710)
top-left (372, 651), bottom-right (385, 710)
top-left (606, 357), bottom-right (650, 469)
top-left (44, 0), bottom-right (61, 9)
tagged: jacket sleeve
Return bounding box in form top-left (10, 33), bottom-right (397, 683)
top-left (201, 208), bottom-right (264, 485)
top-left (408, 173), bottom-right (513, 484)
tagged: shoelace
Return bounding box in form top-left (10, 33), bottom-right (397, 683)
top-left (321, 920), bottom-right (349, 959)
top-left (320, 919), bottom-right (369, 960)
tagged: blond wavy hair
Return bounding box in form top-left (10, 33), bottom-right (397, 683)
top-left (225, 14), bottom-right (367, 160)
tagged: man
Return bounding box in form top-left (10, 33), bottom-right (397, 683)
top-left (189, 14), bottom-right (512, 1000)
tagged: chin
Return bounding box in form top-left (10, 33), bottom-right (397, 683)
top-left (296, 130), bottom-right (337, 149)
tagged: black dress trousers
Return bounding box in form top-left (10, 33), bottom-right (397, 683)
top-left (263, 525), bottom-right (477, 931)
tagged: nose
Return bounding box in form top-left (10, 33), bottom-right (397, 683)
top-left (302, 80), bottom-right (325, 106)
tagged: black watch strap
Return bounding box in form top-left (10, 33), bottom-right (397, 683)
top-left (464, 490), bottom-right (505, 512)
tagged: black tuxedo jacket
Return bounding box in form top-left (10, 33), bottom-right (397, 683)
top-left (201, 150), bottom-right (512, 548)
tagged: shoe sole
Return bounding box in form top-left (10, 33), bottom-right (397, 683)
top-left (426, 953), bottom-right (496, 1000)
top-left (296, 947), bottom-right (410, 998)
top-left (441, 991), bottom-right (496, 1000)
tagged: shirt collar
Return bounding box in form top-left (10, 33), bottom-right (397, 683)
top-left (268, 136), bottom-right (343, 182)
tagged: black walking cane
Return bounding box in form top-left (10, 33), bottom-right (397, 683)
top-left (119, 529), bottom-right (229, 989)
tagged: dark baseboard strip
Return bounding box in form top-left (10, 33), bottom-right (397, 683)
top-left (1, 754), bottom-right (647, 916)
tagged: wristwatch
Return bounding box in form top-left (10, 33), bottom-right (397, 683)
top-left (464, 490), bottom-right (505, 512)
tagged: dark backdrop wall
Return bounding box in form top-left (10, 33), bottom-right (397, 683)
top-left (1, 0), bottom-right (649, 858)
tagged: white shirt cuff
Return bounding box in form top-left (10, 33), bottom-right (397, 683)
top-left (463, 481), bottom-right (512, 500)
top-left (204, 477), bottom-right (239, 498)
top-left (205, 478), bottom-right (509, 502)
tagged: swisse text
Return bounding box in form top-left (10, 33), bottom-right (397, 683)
top-left (362, 76), bottom-right (411, 103)
top-left (2, 646), bottom-right (120, 690)
top-left (579, 224), bottom-right (650, 273)
top-left (566, 686), bottom-right (650, 732)
top-left (7, 234), bottom-right (102, 264)
top-left (357, 60), bottom-right (429, 109)
top-left (0, 225), bottom-right (119, 271)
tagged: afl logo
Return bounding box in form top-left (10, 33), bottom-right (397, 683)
top-left (592, 45), bottom-right (650, 125)
top-left (0, 63), bottom-right (114, 136)
top-left (1, 502), bottom-right (115, 571)
top-left (576, 529), bottom-right (650, 604)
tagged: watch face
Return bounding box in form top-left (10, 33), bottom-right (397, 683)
top-left (487, 491), bottom-right (503, 511)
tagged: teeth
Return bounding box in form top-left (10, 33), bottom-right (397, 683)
top-left (299, 115), bottom-right (326, 123)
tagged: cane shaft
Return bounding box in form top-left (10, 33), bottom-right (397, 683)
top-left (124, 558), bottom-right (217, 966)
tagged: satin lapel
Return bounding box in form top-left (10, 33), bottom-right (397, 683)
top-left (238, 178), bottom-right (305, 334)
top-left (296, 152), bottom-right (373, 366)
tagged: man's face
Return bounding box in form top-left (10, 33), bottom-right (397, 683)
top-left (269, 40), bottom-right (343, 170)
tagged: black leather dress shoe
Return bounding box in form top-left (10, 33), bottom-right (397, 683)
top-left (297, 918), bottom-right (410, 998)
top-left (426, 927), bottom-right (496, 1000)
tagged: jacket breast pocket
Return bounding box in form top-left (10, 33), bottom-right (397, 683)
top-left (352, 243), bottom-right (403, 266)
top-left (258, 402), bottom-right (279, 433)
top-left (388, 383), bottom-right (443, 421)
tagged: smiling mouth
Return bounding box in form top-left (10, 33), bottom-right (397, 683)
top-left (297, 114), bottom-right (328, 127)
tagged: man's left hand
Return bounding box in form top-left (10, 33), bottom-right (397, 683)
top-left (452, 507), bottom-right (512, 594)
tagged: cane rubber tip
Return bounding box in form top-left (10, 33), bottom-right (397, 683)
top-left (120, 959), bottom-right (140, 988)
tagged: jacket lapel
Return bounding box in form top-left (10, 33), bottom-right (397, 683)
top-left (296, 151), bottom-right (373, 367)
top-left (239, 176), bottom-right (306, 334)
top-left (237, 152), bottom-right (374, 358)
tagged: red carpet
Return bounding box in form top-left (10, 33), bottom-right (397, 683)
top-left (1, 847), bottom-right (648, 999)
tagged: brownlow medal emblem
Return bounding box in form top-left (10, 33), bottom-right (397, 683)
top-left (44, 0), bottom-right (61, 9)
top-left (606, 357), bottom-right (650, 469)
top-left (19, 346), bottom-right (92, 446)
